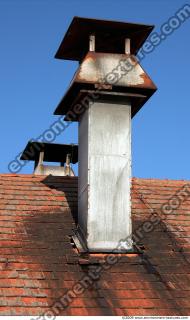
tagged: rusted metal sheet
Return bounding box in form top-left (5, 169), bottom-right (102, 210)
top-left (55, 16), bottom-right (154, 61)
top-left (54, 52), bottom-right (157, 118)
top-left (61, 89), bottom-right (148, 121)
top-left (75, 52), bottom-right (156, 89)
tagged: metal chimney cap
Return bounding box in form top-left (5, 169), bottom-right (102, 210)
top-left (55, 16), bottom-right (154, 61)
top-left (20, 141), bottom-right (78, 164)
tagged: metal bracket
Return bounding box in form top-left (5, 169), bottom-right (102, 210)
top-left (64, 153), bottom-right (71, 176)
top-left (34, 151), bottom-right (44, 170)
top-left (125, 38), bottom-right (130, 54)
top-left (89, 34), bottom-right (95, 52)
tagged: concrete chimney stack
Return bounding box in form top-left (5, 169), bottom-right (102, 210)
top-left (54, 17), bottom-right (157, 252)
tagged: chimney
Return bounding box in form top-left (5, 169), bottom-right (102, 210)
top-left (20, 141), bottom-right (78, 176)
top-left (54, 17), bottom-right (157, 252)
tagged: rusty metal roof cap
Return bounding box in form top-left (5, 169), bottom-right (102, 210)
top-left (20, 141), bottom-right (78, 163)
top-left (55, 16), bottom-right (154, 61)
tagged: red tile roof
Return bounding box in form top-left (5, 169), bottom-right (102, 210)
top-left (0, 174), bottom-right (190, 316)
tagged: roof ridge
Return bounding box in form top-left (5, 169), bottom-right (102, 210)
top-left (132, 177), bottom-right (190, 183)
top-left (0, 174), bottom-right (189, 183)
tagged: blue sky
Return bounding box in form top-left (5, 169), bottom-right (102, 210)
top-left (0, 0), bottom-right (189, 179)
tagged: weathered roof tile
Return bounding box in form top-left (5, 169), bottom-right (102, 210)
top-left (0, 174), bottom-right (189, 315)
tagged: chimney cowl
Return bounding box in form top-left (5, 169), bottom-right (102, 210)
top-left (55, 16), bottom-right (154, 61)
top-left (20, 141), bottom-right (78, 176)
top-left (54, 17), bottom-right (157, 120)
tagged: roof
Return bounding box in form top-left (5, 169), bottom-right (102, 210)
top-left (20, 142), bottom-right (78, 164)
top-left (55, 16), bottom-right (154, 61)
top-left (0, 174), bottom-right (190, 316)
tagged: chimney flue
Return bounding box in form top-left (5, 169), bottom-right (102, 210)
top-left (54, 17), bottom-right (157, 252)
